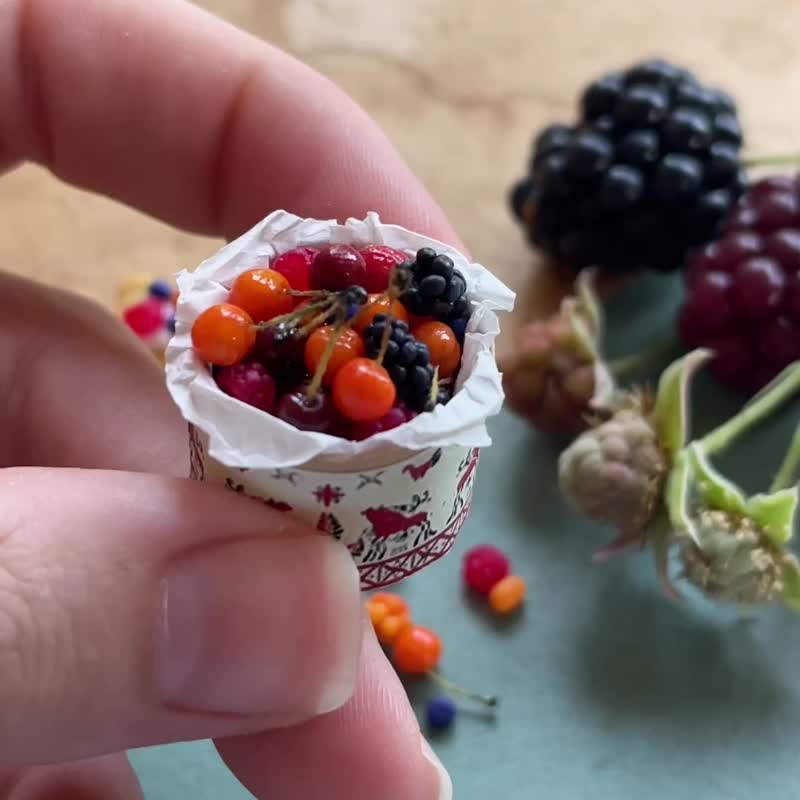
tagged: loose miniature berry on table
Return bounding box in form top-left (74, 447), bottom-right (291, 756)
top-left (462, 545), bottom-right (510, 595)
top-left (488, 575), bottom-right (527, 615)
top-left (271, 247), bottom-right (318, 292)
top-left (124, 298), bottom-right (165, 339)
top-left (392, 625), bottom-right (443, 675)
top-left (332, 358), bottom-right (397, 422)
top-left (680, 174), bottom-right (800, 393)
top-left (366, 592), bottom-right (413, 646)
top-left (309, 244), bottom-right (368, 292)
top-left (413, 321), bottom-right (462, 379)
top-left (191, 303), bottom-right (256, 366)
top-left (426, 696), bottom-right (457, 731)
top-left (215, 362), bottom-right (278, 413)
top-left (360, 245), bottom-right (408, 293)
top-left (148, 279), bottom-right (174, 301)
top-left (304, 326), bottom-right (365, 385)
top-left (227, 268), bottom-right (294, 323)
top-left (510, 59), bottom-right (745, 275)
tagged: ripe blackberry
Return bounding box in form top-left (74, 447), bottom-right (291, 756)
top-left (363, 315), bottom-right (443, 412)
top-left (680, 175), bottom-right (800, 393)
top-left (399, 248), bottom-right (471, 327)
top-left (510, 58), bottom-right (745, 274)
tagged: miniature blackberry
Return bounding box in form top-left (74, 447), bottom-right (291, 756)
top-left (510, 58), bottom-right (746, 274)
top-left (399, 248), bottom-right (470, 324)
top-left (363, 315), bottom-right (440, 412)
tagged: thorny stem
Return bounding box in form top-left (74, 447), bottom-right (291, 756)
top-left (743, 153), bottom-right (800, 169)
top-left (770, 424), bottom-right (800, 492)
top-left (429, 671), bottom-right (498, 708)
top-left (700, 363), bottom-right (800, 456)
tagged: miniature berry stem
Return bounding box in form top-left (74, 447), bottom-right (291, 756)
top-left (700, 363), bottom-right (800, 456)
top-left (429, 671), bottom-right (498, 708)
top-left (262, 298), bottom-right (333, 330)
top-left (376, 266), bottom-right (404, 365)
top-left (771, 424), bottom-right (800, 492)
top-left (743, 154), bottom-right (800, 169)
top-left (306, 320), bottom-right (344, 399)
top-left (298, 304), bottom-right (338, 338)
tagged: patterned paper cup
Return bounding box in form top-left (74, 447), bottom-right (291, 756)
top-left (167, 211), bottom-right (514, 589)
top-left (190, 424), bottom-right (479, 589)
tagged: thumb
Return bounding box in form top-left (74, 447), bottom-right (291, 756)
top-left (0, 467), bottom-right (362, 767)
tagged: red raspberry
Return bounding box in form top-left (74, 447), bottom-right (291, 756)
top-left (462, 545), bottom-right (510, 595)
top-left (360, 245), bottom-right (408, 293)
top-left (680, 174), bottom-right (800, 393)
top-left (215, 361), bottom-right (277, 413)
top-left (272, 247), bottom-right (318, 291)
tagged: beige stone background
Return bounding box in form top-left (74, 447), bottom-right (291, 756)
top-left (4, 0), bottom-right (800, 358)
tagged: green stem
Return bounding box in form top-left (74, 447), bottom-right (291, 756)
top-left (771, 424), bottom-right (800, 492)
top-left (743, 153), bottom-right (800, 169)
top-left (429, 671), bottom-right (497, 707)
top-left (700, 363), bottom-right (800, 456)
top-left (607, 337), bottom-right (678, 381)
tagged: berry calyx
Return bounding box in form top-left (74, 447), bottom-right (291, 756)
top-left (332, 358), bottom-right (397, 422)
top-left (462, 545), bottom-right (510, 595)
top-left (353, 294), bottom-right (410, 333)
top-left (276, 389), bottom-right (337, 433)
top-left (227, 268), bottom-right (293, 323)
top-left (391, 625), bottom-right (442, 675)
top-left (304, 326), bottom-right (365, 386)
top-left (413, 321), bottom-right (462, 379)
top-left (488, 575), bottom-right (526, 615)
top-left (309, 245), bottom-right (367, 292)
top-left (191, 303), bottom-right (256, 366)
top-left (215, 361), bottom-right (277, 413)
top-left (271, 247), bottom-right (318, 292)
top-left (360, 245), bottom-right (408, 293)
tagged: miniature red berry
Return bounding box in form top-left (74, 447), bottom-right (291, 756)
top-left (215, 361), bottom-right (277, 413)
top-left (349, 406), bottom-right (411, 440)
top-left (360, 245), bottom-right (408, 293)
top-left (413, 321), bottom-right (461, 379)
top-left (124, 298), bottom-right (164, 338)
top-left (332, 358), bottom-right (397, 422)
top-left (391, 625), bottom-right (442, 675)
top-left (353, 295), bottom-right (410, 333)
top-left (462, 545), bottom-right (510, 595)
top-left (191, 303), bottom-right (256, 366)
top-left (309, 245), bottom-right (367, 292)
top-left (304, 326), bottom-right (365, 385)
top-left (227, 269), bottom-right (293, 324)
top-left (271, 247), bottom-right (318, 292)
top-left (275, 389), bottom-right (337, 433)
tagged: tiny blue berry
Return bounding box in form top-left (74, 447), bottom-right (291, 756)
top-left (148, 280), bottom-right (173, 300)
top-left (425, 696), bottom-right (456, 730)
top-left (166, 312), bottom-right (177, 335)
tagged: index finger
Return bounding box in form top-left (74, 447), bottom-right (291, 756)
top-left (0, 0), bottom-right (460, 244)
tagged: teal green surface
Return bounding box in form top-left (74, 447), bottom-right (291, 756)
top-left (131, 274), bottom-right (800, 799)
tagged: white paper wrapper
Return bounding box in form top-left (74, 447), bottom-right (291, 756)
top-left (167, 211), bottom-right (515, 588)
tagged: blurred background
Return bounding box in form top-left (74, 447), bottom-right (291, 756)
top-left (7, 0), bottom-right (800, 358)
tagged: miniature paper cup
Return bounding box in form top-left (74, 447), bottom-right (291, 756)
top-left (166, 211), bottom-right (515, 589)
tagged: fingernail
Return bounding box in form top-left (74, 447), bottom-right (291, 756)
top-left (157, 534), bottom-right (362, 715)
top-left (421, 737), bottom-right (453, 800)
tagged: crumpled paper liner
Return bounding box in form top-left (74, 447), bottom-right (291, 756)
top-left (167, 211), bottom-right (515, 588)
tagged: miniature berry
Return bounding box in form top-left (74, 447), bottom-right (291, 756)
top-left (215, 361), bottom-right (277, 413)
top-left (488, 575), bottom-right (526, 615)
top-left (462, 545), bottom-right (510, 595)
top-left (124, 298), bottom-right (164, 338)
top-left (349, 406), bottom-right (412, 440)
top-left (191, 303), bottom-right (256, 366)
top-left (310, 245), bottom-right (367, 292)
top-left (276, 389), bottom-right (337, 433)
top-left (333, 358), bottom-right (397, 422)
top-left (227, 268), bottom-right (293, 324)
top-left (304, 326), bottom-right (365, 385)
top-left (413, 321), bottom-right (461, 379)
top-left (353, 294), bottom-right (410, 333)
top-left (369, 592), bottom-right (408, 617)
top-left (271, 247), bottom-right (318, 292)
top-left (680, 174), bottom-right (800, 392)
top-left (392, 625), bottom-right (442, 675)
top-left (400, 248), bottom-right (470, 326)
top-left (148, 279), bottom-right (173, 300)
top-left (511, 59), bottom-right (744, 274)
top-left (360, 245), bottom-right (408, 293)
top-left (252, 322), bottom-right (308, 387)
top-left (426, 696), bottom-right (457, 730)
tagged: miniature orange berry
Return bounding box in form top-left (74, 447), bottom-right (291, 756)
top-left (488, 575), bottom-right (526, 615)
top-left (305, 326), bottom-right (365, 385)
top-left (370, 592), bottom-right (408, 616)
top-left (227, 268), bottom-right (293, 323)
top-left (353, 295), bottom-right (410, 333)
top-left (191, 303), bottom-right (256, 366)
top-left (376, 612), bottom-right (412, 646)
top-left (392, 625), bottom-right (442, 675)
top-left (413, 321), bottom-right (461, 379)
top-left (366, 600), bottom-right (389, 628)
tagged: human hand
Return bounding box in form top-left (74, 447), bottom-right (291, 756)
top-left (0, 1), bottom-right (459, 797)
